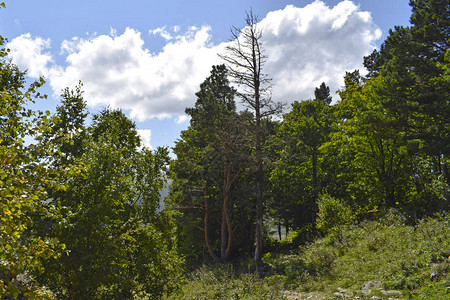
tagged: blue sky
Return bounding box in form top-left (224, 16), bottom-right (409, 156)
top-left (0, 0), bottom-right (412, 150)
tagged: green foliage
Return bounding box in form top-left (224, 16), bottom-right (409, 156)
top-left (35, 107), bottom-right (183, 299)
top-left (305, 0), bottom-right (450, 225)
top-left (169, 212), bottom-right (448, 298)
top-left (377, 0), bottom-right (450, 157)
top-left (316, 194), bottom-right (355, 235)
top-left (323, 76), bottom-right (414, 209)
top-left (38, 82), bottom-right (88, 165)
top-left (0, 36), bottom-right (65, 299)
top-left (2, 0), bottom-right (448, 297)
top-left (264, 214), bottom-right (450, 298)
top-left (314, 82), bottom-right (332, 106)
top-left (169, 65), bottom-right (253, 263)
top-left (269, 92), bottom-right (333, 231)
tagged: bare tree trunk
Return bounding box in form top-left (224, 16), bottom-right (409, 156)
top-left (254, 126), bottom-right (263, 261)
top-left (221, 188), bottom-right (227, 260)
top-left (220, 179), bottom-right (228, 260)
top-left (253, 25), bottom-right (264, 262)
top-left (219, 10), bottom-right (282, 262)
top-left (225, 186), bottom-right (233, 259)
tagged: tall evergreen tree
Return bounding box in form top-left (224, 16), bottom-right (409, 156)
top-left (169, 65), bottom-right (251, 262)
top-left (373, 0), bottom-right (449, 158)
top-left (314, 82), bottom-right (332, 106)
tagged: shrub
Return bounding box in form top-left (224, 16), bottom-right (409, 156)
top-left (316, 193), bottom-right (356, 234)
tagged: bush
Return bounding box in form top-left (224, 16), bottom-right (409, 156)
top-left (316, 193), bottom-right (356, 234)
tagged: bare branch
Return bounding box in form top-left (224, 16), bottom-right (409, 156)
top-left (218, 9), bottom-right (285, 262)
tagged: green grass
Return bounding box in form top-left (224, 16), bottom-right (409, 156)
top-left (163, 264), bottom-right (285, 299)
top-left (167, 213), bottom-right (450, 299)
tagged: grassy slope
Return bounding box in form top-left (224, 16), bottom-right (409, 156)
top-left (166, 214), bottom-right (449, 299)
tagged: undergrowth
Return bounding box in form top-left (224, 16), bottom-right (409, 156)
top-left (163, 263), bottom-right (284, 299)
top-left (167, 213), bottom-right (449, 299)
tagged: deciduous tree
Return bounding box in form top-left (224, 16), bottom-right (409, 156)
top-left (0, 36), bottom-right (65, 299)
top-left (269, 84), bottom-right (333, 231)
top-left (36, 107), bottom-right (182, 299)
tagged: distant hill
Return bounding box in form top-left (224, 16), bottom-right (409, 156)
top-left (158, 180), bottom-right (171, 211)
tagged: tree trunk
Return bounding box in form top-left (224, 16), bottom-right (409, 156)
top-left (285, 219), bottom-right (289, 237)
top-left (277, 221), bottom-right (282, 240)
top-left (221, 195), bottom-right (227, 260)
top-left (254, 86), bottom-right (263, 262)
top-left (218, 10), bottom-right (278, 262)
top-left (221, 160), bottom-right (234, 261)
top-left (255, 153), bottom-right (263, 261)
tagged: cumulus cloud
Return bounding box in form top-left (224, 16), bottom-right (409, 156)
top-left (150, 26), bottom-right (174, 41)
top-left (6, 1), bottom-right (381, 120)
top-left (6, 33), bottom-right (53, 78)
top-left (49, 26), bottom-right (223, 121)
top-left (261, 1), bottom-right (381, 103)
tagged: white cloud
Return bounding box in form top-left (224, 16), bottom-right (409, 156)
top-left (48, 26), bottom-right (223, 121)
top-left (261, 1), bottom-right (381, 103)
top-left (175, 115), bottom-right (190, 124)
top-left (6, 1), bottom-right (381, 120)
top-left (137, 129), bottom-right (152, 150)
top-left (150, 26), bottom-right (174, 41)
top-left (6, 33), bottom-right (53, 78)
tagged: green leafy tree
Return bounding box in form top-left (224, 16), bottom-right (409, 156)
top-left (36, 108), bottom-right (182, 299)
top-left (319, 1), bottom-right (450, 218)
top-left (39, 82), bottom-right (88, 166)
top-left (0, 36), bottom-right (65, 299)
top-left (322, 73), bottom-right (434, 217)
top-left (269, 84), bottom-right (333, 232)
top-left (316, 193), bottom-right (355, 235)
top-left (348, 0), bottom-right (450, 217)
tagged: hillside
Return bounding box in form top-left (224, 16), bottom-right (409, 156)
top-left (169, 213), bottom-right (450, 299)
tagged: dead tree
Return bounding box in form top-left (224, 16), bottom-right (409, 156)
top-left (219, 10), bottom-right (282, 262)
